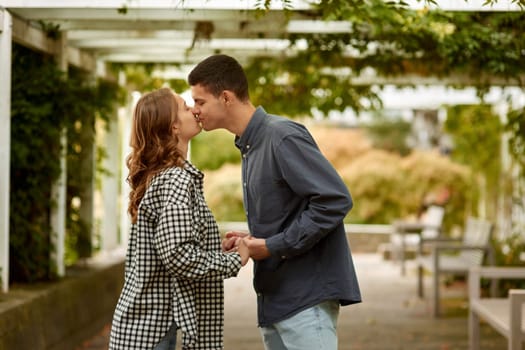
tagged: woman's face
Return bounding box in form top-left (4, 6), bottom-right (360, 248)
top-left (173, 93), bottom-right (202, 143)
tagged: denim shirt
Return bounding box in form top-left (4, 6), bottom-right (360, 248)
top-left (235, 107), bottom-right (362, 327)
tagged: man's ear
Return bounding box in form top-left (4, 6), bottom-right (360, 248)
top-left (222, 90), bottom-right (235, 105)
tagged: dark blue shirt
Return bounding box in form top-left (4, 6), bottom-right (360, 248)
top-left (235, 107), bottom-right (362, 327)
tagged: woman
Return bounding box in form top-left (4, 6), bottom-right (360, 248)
top-left (109, 87), bottom-right (249, 350)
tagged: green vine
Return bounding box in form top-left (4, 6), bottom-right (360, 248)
top-left (240, 1), bottom-right (525, 116)
top-left (444, 105), bottom-right (502, 220)
top-left (10, 43), bottom-right (122, 283)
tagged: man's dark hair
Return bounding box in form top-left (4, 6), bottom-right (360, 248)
top-left (188, 54), bottom-right (250, 101)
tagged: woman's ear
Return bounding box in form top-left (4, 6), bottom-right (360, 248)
top-left (172, 122), bottom-right (180, 135)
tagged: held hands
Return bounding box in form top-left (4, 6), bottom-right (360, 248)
top-left (243, 236), bottom-right (271, 260)
top-left (236, 239), bottom-right (250, 266)
top-left (222, 231), bottom-right (250, 266)
top-left (222, 231), bottom-right (271, 262)
top-left (222, 231), bottom-right (249, 252)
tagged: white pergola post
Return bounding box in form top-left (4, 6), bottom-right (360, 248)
top-left (100, 115), bottom-right (120, 251)
top-left (119, 86), bottom-right (136, 248)
top-left (99, 91), bottom-right (120, 251)
top-left (495, 99), bottom-right (511, 240)
top-left (0, 9), bottom-right (12, 293)
top-left (50, 32), bottom-right (68, 277)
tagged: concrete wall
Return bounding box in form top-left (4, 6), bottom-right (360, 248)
top-left (0, 257), bottom-right (124, 350)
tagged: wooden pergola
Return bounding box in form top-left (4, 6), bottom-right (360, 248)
top-left (0, 0), bottom-right (522, 293)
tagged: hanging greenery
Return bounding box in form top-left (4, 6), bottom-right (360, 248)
top-left (10, 43), bottom-right (122, 283)
top-left (243, 1), bottom-right (524, 115)
top-left (444, 105), bottom-right (502, 220)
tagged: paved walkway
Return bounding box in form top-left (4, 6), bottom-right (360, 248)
top-left (78, 253), bottom-right (507, 350)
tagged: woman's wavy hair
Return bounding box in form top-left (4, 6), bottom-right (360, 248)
top-left (126, 87), bottom-right (185, 223)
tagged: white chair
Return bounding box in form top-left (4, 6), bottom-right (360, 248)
top-left (416, 217), bottom-right (495, 317)
top-left (390, 205), bottom-right (445, 275)
top-left (468, 266), bottom-right (525, 350)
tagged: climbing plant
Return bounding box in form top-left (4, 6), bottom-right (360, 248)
top-left (244, 1), bottom-right (524, 115)
top-left (443, 105), bottom-right (502, 220)
top-left (10, 43), bottom-right (121, 283)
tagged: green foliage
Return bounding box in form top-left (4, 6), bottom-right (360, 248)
top-left (238, 1), bottom-right (525, 119)
top-left (203, 165), bottom-right (245, 222)
top-left (10, 44), bottom-right (66, 282)
top-left (399, 151), bottom-right (472, 233)
top-left (493, 233), bottom-right (525, 266)
top-left (506, 107), bottom-right (525, 173)
top-left (341, 150), bottom-right (407, 223)
top-left (203, 125), bottom-right (472, 229)
top-left (190, 129), bottom-right (240, 170)
top-left (10, 44), bottom-right (121, 283)
top-left (444, 105), bottom-right (502, 219)
top-left (363, 115), bottom-right (412, 155)
top-left (244, 52), bottom-right (382, 118)
top-left (255, 0), bottom-right (294, 10)
top-left (340, 149), bottom-right (471, 230)
top-left (483, 0), bottom-right (525, 9)
top-left (492, 233), bottom-right (525, 292)
top-left (108, 62), bottom-right (189, 93)
top-left (64, 68), bottom-right (123, 261)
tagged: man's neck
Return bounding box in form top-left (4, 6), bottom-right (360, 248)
top-left (229, 102), bottom-right (256, 137)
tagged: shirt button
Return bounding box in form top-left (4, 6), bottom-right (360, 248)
top-left (246, 145), bottom-right (250, 149)
top-left (242, 154), bottom-right (246, 158)
top-left (281, 256), bottom-right (286, 259)
top-left (243, 182), bottom-right (246, 186)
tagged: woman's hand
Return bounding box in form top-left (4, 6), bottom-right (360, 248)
top-left (237, 238), bottom-right (250, 266)
top-left (221, 231), bottom-right (249, 252)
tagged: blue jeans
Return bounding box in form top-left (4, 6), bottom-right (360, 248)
top-left (260, 300), bottom-right (340, 350)
top-left (154, 323), bottom-right (178, 350)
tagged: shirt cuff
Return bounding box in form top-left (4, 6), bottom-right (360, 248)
top-left (265, 234), bottom-right (288, 260)
top-left (228, 252), bottom-right (243, 276)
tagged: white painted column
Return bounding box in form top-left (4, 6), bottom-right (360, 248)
top-left (0, 9), bottom-right (12, 293)
top-left (50, 32), bottom-right (68, 277)
top-left (119, 100), bottom-right (133, 248)
top-left (99, 107), bottom-right (120, 251)
top-left (495, 99), bottom-right (510, 240)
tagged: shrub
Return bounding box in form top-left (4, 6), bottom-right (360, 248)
top-left (309, 125), bottom-right (372, 169)
top-left (340, 150), bottom-right (406, 223)
top-left (191, 129), bottom-right (240, 171)
top-left (203, 164), bottom-right (245, 221)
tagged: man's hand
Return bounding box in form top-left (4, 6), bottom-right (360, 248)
top-left (221, 231), bottom-right (249, 252)
top-left (243, 236), bottom-right (271, 260)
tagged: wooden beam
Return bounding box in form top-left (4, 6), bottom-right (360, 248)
top-left (11, 14), bottom-right (56, 54)
top-left (11, 14), bottom-right (96, 70)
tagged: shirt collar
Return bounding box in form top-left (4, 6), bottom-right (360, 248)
top-left (235, 106), bottom-right (266, 150)
top-left (184, 160), bottom-right (204, 180)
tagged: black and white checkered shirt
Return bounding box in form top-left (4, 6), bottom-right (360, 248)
top-left (109, 161), bottom-right (242, 350)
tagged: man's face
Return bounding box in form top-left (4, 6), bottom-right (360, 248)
top-left (190, 84), bottom-right (226, 131)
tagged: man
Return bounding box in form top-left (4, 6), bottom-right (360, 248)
top-left (188, 54), bottom-right (361, 350)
